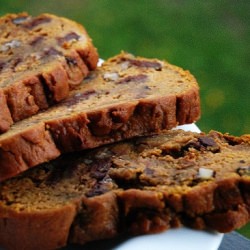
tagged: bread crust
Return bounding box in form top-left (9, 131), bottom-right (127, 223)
top-left (0, 52), bottom-right (200, 181)
top-left (0, 202), bottom-right (79, 250)
top-left (0, 130), bottom-right (249, 249)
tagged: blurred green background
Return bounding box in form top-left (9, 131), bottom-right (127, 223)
top-left (1, 0), bottom-right (249, 238)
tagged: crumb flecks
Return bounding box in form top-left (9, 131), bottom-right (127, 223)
top-left (0, 12), bottom-right (98, 132)
top-left (0, 129), bottom-right (249, 249)
top-left (0, 52), bottom-right (200, 180)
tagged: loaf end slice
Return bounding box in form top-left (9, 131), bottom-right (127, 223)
top-left (0, 129), bottom-right (249, 249)
top-left (0, 12), bottom-right (98, 133)
top-left (0, 52), bottom-right (200, 181)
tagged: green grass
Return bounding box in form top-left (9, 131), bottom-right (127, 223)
top-left (0, 0), bottom-right (249, 238)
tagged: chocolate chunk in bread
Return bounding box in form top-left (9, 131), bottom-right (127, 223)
top-left (0, 52), bottom-right (200, 181)
top-left (0, 129), bottom-right (249, 249)
top-left (0, 12), bottom-right (98, 133)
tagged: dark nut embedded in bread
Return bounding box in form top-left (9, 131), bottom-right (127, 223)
top-left (237, 166), bottom-right (250, 176)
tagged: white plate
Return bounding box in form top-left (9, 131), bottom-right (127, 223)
top-left (113, 228), bottom-right (223, 250)
top-left (175, 123), bottom-right (201, 133)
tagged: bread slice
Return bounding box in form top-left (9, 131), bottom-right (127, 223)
top-left (0, 129), bottom-right (249, 250)
top-left (0, 52), bottom-right (200, 181)
top-left (0, 12), bottom-right (98, 133)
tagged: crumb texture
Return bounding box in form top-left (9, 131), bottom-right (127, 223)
top-left (0, 129), bottom-right (249, 249)
top-left (0, 52), bottom-right (200, 181)
top-left (0, 12), bottom-right (98, 133)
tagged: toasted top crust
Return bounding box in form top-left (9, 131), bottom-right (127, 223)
top-left (0, 12), bottom-right (97, 87)
top-left (0, 52), bottom-right (200, 181)
top-left (0, 13), bottom-right (98, 132)
top-left (0, 130), bottom-right (249, 249)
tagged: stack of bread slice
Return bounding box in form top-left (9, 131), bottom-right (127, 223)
top-left (0, 13), bottom-right (249, 250)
